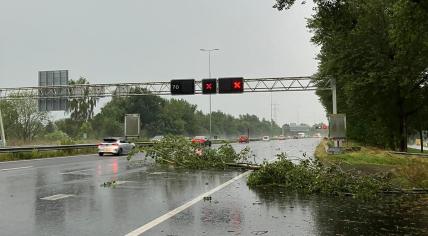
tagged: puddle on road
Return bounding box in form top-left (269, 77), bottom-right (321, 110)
top-left (225, 138), bottom-right (321, 164)
top-left (148, 179), bottom-right (428, 236)
top-left (251, 188), bottom-right (428, 235)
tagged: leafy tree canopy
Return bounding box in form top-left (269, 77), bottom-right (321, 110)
top-left (274, 0), bottom-right (428, 151)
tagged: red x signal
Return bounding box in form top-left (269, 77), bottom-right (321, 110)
top-left (218, 77), bottom-right (244, 93)
top-left (202, 79), bottom-right (217, 94)
top-left (205, 83), bottom-right (213, 90)
top-left (233, 81), bottom-right (242, 89)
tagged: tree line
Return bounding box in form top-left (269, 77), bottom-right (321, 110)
top-left (275, 0), bottom-right (428, 151)
top-left (87, 87), bottom-right (282, 139)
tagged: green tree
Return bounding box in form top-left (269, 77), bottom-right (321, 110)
top-left (0, 100), bottom-right (19, 140)
top-left (91, 97), bottom-right (127, 137)
top-left (1, 96), bottom-right (49, 141)
top-left (91, 91), bottom-right (282, 139)
top-left (68, 77), bottom-right (97, 122)
top-left (275, 0), bottom-right (428, 151)
top-left (92, 88), bottom-right (165, 137)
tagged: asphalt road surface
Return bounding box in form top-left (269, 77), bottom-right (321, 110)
top-left (5, 138), bottom-right (424, 236)
top-left (0, 139), bottom-right (320, 236)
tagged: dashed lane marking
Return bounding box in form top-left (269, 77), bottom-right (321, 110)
top-left (40, 194), bottom-right (74, 201)
top-left (0, 154), bottom-right (97, 164)
top-left (60, 168), bottom-right (93, 176)
top-left (1, 166), bottom-right (33, 171)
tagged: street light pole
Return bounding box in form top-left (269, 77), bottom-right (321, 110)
top-left (0, 108), bottom-right (6, 147)
top-left (200, 48), bottom-right (219, 139)
top-left (270, 91), bottom-right (273, 137)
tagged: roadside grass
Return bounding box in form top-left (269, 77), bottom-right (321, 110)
top-left (0, 148), bottom-right (97, 162)
top-left (5, 138), bottom-right (101, 147)
top-left (316, 144), bottom-right (410, 166)
top-left (315, 141), bottom-right (428, 188)
top-left (407, 147), bottom-right (428, 154)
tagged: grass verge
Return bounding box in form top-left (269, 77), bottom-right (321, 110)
top-left (407, 147), bottom-right (428, 154)
top-left (315, 141), bottom-right (428, 188)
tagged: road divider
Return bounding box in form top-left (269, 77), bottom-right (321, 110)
top-left (0, 138), bottom-right (279, 155)
top-left (0, 142), bottom-right (154, 154)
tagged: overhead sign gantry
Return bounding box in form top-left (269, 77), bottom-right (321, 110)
top-left (0, 76), bottom-right (330, 100)
top-left (0, 75), bottom-right (336, 147)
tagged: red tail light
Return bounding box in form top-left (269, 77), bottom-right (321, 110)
top-left (112, 143), bottom-right (119, 146)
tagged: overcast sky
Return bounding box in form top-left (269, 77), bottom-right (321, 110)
top-left (0, 0), bottom-right (326, 125)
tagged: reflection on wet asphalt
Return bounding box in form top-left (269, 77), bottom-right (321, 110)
top-left (217, 138), bottom-right (320, 164)
top-left (0, 154), bottom-right (241, 235)
top-left (0, 138), bottom-right (426, 236)
top-left (146, 177), bottom-right (428, 236)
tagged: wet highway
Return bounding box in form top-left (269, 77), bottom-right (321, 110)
top-left (1, 138), bottom-right (427, 235)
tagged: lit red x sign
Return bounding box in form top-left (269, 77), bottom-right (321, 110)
top-left (202, 79), bottom-right (217, 94)
top-left (233, 81), bottom-right (242, 89)
top-left (205, 83), bottom-right (213, 90)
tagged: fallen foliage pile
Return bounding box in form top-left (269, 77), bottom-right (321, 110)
top-left (128, 135), bottom-right (251, 169)
top-left (247, 154), bottom-right (394, 199)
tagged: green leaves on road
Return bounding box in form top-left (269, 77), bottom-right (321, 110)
top-left (128, 136), bottom-right (252, 169)
top-left (247, 153), bottom-right (393, 199)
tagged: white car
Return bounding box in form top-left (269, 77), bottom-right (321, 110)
top-left (98, 138), bottom-right (135, 156)
top-left (262, 136), bottom-right (270, 141)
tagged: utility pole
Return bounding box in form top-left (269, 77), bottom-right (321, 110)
top-left (270, 92), bottom-right (273, 137)
top-left (331, 78), bottom-right (339, 147)
top-left (420, 127), bottom-right (424, 153)
top-left (270, 93), bottom-right (279, 137)
top-left (332, 78), bottom-right (337, 114)
top-left (200, 48), bottom-right (219, 139)
top-left (0, 108), bottom-right (6, 147)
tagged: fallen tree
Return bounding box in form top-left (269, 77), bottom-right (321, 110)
top-left (128, 135), bottom-right (252, 169)
top-left (247, 153), bottom-right (396, 199)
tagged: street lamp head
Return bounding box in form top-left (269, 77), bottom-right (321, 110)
top-left (200, 48), bottom-right (220, 52)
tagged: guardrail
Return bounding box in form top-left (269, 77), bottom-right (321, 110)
top-left (0, 142), bottom-right (154, 154)
top-left (0, 138), bottom-right (300, 154)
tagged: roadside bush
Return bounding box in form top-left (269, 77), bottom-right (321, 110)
top-left (44, 130), bottom-right (70, 142)
top-left (60, 137), bottom-right (76, 145)
top-left (247, 153), bottom-right (393, 199)
top-left (128, 135), bottom-right (251, 169)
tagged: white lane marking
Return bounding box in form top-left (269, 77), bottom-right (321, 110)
top-left (0, 154), bottom-right (97, 164)
top-left (60, 168), bottom-right (93, 175)
top-left (1, 166), bottom-right (33, 171)
top-left (40, 194), bottom-right (74, 201)
top-left (125, 170), bottom-right (252, 236)
top-left (115, 181), bottom-right (134, 185)
top-left (149, 172), bottom-right (166, 175)
top-left (61, 172), bottom-right (92, 176)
